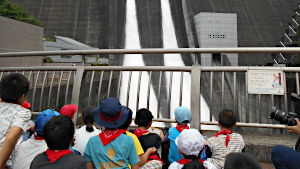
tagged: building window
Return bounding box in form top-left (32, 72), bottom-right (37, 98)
top-left (209, 34), bottom-right (226, 38)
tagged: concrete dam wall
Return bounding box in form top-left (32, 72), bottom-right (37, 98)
top-left (11, 0), bottom-right (299, 66)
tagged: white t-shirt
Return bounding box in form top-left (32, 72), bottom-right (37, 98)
top-left (0, 102), bottom-right (31, 168)
top-left (73, 125), bottom-right (101, 155)
top-left (169, 161), bottom-right (217, 169)
top-left (13, 138), bottom-right (48, 169)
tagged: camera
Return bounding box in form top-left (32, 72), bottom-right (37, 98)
top-left (269, 93), bottom-right (300, 126)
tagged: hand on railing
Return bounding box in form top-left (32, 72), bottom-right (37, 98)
top-left (286, 119), bottom-right (300, 135)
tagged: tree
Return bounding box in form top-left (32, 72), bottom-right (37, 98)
top-left (0, 0), bottom-right (42, 26)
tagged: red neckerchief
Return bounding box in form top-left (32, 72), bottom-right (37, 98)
top-left (134, 128), bottom-right (149, 138)
top-left (214, 130), bottom-right (233, 147)
top-left (99, 129), bottom-right (127, 146)
top-left (148, 154), bottom-right (165, 165)
top-left (177, 159), bottom-right (204, 165)
top-left (34, 133), bottom-right (44, 140)
top-left (46, 149), bottom-right (73, 163)
top-left (175, 124), bottom-right (190, 133)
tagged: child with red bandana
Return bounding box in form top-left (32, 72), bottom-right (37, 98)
top-left (30, 115), bottom-right (86, 169)
top-left (168, 106), bottom-right (192, 163)
top-left (168, 129), bottom-right (216, 169)
top-left (13, 109), bottom-right (59, 169)
top-left (133, 108), bottom-right (164, 168)
top-left (206, 109), bottom-right (245, 169)
top-left (84, 97), bottom-right (140, 169)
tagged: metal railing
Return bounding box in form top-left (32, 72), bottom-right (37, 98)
top-left (1, 47), bottom-right (300, 132)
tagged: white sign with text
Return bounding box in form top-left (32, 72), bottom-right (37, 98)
top-left (248, 70), bottom-right (285, 95)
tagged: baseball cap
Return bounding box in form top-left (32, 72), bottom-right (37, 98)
top-left (35, 109), bottom-right (60, 136)
top-left (174, 106), bottom-right (192, 124)
top-left (59, 104), bottom-right (78, 119)
top-left (175, 129), bottom-right (204, 156)
top-left (93, 97), bottom-right (130, 128)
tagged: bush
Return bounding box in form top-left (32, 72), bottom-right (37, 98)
top-left (0, 0), bottom-right (42, 26)
top-left (43, 57), bottom-right (53, 63)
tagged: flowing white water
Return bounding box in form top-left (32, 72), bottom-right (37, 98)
top-left (120, 0), bottom-right (161, 124)
top-left (161, 0), bottom-right (218, 129)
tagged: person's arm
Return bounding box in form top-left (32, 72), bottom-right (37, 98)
top-left (131, 164), bottom-right (139, 169)
top-left (86, 162), bottom-right (94, 169)
top-left (137, 147), bottom-right (156, 167)
top-left (286, 119), bottom-right (300, 135)
top-left (0, 126), bottom-right (22, 169)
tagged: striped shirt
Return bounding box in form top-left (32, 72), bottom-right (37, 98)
top-left (207, 133), bottom-right (245, 169)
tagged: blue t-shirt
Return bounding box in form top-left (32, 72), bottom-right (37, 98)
top-left (168, 127), bottom-right (183, 163)
top-left (84, 134), bottom-right (140, 169)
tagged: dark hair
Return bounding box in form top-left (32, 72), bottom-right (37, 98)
top-left (135, 108), bottom-right (153, 127)
top-left (118, 108), bottom-right (133, 129)
top-left (43, 115), bottom-right (74, 150)
top-left (218, 109), bottom-right (236, 128)
top-left (0, 73), bottom-right (29, 103)
top-left (82, 107), bottom-right (95, 132)
top-left (182, 155), bottom-right (204, 169)
top-left (224, 153), bottom-right (262, 169)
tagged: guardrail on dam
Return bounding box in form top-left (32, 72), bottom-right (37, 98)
top-left (1, 47), bottom-right (300, 132)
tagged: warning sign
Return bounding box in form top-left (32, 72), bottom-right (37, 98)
top-left (248, 70), bottom-right (285, 95)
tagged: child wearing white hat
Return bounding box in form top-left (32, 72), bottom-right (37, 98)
top-left (168, 129), bottom-right (217, 169)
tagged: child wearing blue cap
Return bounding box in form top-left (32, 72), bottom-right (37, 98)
top-left (13, 109), bottom-right (59, 169)
top-left (84, 97), bottom-right (140, 169)
top-left (168, 106), bottom-right (192, 164)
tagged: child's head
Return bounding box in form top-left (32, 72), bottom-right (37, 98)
top-left (35, 109), bottom-right (60, 137)
top-left (135, 108), bottom-right (153, 128)
top-left (59, 104), bottom-right (78, 119)
top-left (174, 106), bottom-right (192, 125)
top-left (218, 109), bottom-right (237, 129)
top-left (224, 153), bottom-right (262, 169)
top-left (93, 97), bottom-right (130, 129)
top-left (81, 107), bottom-right (95, 132)
top-left (175, 129), bottom-right (204, 158)
top-left (0, 73), bottom-right (29, 104)
top-left (117, 107), bottom-right (133, 129)
top-left (43, 115), bottom-right (75, 150)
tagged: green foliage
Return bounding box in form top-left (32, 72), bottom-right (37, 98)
top-left (91, 56), bottom-right (109, 66)
top-left (43, 57), bottom-right (53, 63)
top-left (91, 63), bottom-right (109, 66)
top-left (0, 0), bottom-right (42, 26)
top-left (44, 38), bottom-right (53, 41)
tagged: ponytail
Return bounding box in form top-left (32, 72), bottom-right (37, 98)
top-left (82, 107), bottom-right (95, 133)
top-left (86, 122), bottom-right (94, 132)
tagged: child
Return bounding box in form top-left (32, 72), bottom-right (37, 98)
top-left (117, 108), bottom-right (157, 168)
top-left (206, 109), bottom-right (245, 169)
top-left (13, 109), bottom-right (60, 169)
top-left (30, 115), bottom-right (86, 169)
top-left (84, 97), bottom-right (140, 169)
top-left (60, 104), bottom-right (78, 119)
top-left (168, 129), bottom-right (216, 169)
top-left (72, 107), bottom-right (101, 156)
top-left (168, 106), bottom-right (192, 163)
top-left (0, 73), bottom-right (31, 169)
top-left (133, 108), bottom-right (164, 168)
top-left (224, 153), bottom-right (262, 169)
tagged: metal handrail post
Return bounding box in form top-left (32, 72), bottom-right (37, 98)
top-left (191, 65), bottom-right (201, 131)
top-left (71, 66), bottom-right (85, 125)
